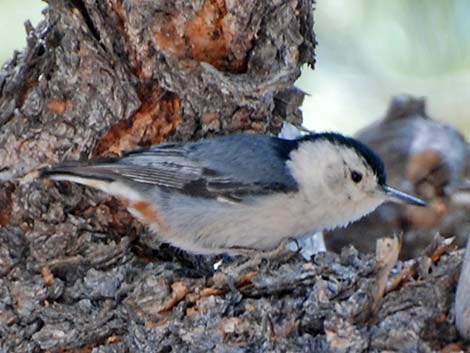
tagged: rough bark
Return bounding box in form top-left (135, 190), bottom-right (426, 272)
top-left (0, 1), bottom-right (467, 352)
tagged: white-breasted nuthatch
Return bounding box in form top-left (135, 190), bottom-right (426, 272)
top-left (40, 132), bottom-right (426, 255)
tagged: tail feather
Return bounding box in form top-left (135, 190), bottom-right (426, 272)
top-left (40, 161), bottom-right (144, 201)
top-left (40, 165), bottom-right (115, 183)
top-left (40, 157), bottom-right (121, 180)
top-left (40, 159), bottom-right (119, 189)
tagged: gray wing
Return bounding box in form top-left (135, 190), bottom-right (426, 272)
top-left (44, 134), bottom-right (299, 201)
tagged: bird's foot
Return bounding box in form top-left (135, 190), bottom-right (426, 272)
top-left (220, 238), bottom-right (299, 277)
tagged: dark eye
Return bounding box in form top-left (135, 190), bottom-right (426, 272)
top-left (351, 171), bottom-right (363, 183)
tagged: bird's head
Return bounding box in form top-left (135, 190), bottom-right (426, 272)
top-left (287, 133), bottom-right (426, 229)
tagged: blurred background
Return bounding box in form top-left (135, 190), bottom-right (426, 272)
top-left (1, 0), bottom-right (469, 136)
top-left (297, 0), bottom-right (470, 136)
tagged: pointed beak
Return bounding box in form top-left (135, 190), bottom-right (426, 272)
top-left (382, 185), bottom-right (427, 207)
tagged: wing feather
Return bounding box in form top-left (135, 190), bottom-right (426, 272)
top-left (43, 135), bottom-right (299, 201)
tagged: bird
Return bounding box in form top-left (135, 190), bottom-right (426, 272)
top-left (40, 132), bottom-right (426, 256)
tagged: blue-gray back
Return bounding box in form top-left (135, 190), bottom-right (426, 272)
top-left (75, 134), bottom-right (300, 201)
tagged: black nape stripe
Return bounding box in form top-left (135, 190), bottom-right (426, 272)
top-left (278, 132), bottom-right (387, 185)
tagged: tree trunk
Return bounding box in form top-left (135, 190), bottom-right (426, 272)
top-left (0, 1), bottom-right (464, 352)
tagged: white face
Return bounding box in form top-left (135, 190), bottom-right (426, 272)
top-left (288, 140), bottom-right (387, 229)
top-left (324, 145), bottom-right (385, 212)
